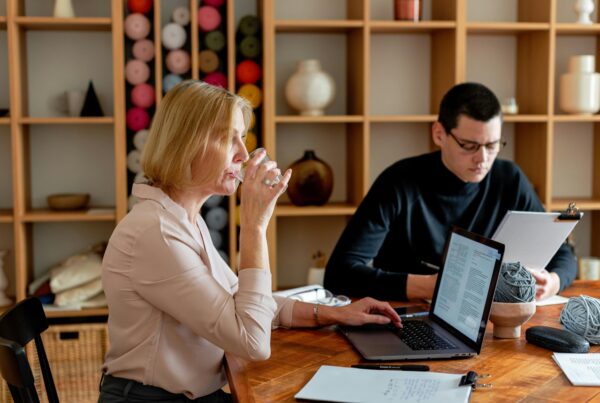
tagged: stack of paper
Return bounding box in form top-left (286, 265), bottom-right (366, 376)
top-left (295, 366), bottom-right (471, 403)
top-left (553, 353), bottom-right (600, 386)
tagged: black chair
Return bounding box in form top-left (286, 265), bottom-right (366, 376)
top-left (0, 297), bottom-right (59, 403)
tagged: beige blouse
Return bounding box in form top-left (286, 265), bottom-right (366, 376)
top-left (101, 184), bottom-right (295, 399)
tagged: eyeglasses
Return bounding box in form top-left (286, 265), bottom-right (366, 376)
top-left (287, 288), bottom-right (351, 307)
top-left (447, 131), bottom-right (506, 154)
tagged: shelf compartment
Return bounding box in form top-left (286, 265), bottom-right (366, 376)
top-left (467, 22), bottom-right (549, 34)
top-left (275, 20), bottom-right (363, 33)
top-left (369, 114), bottom-right (437, 123)
top-left (0, 209), bottom-right (13, 223)
top-left (275, 115), bottom-right (364, 123)
top-left (275, 203), bottom-right (356, 217)
top-left (14, 17), bottom-right (112, 31)
top-left (555, 24), bottom-right (600, 35)
top-left (370, 21), bottom-right (455, 33)
top-left (22, 209), bottom-right (116, 222)
top-left (19, 117), bottom-right (114, 124)
top-left (550, 199), bottom-right (600, 211)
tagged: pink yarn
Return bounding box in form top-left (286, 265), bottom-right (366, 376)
top-left (165, 50), bottom-right (191, 75)
top-left (125, 59), bottom-right (150, 85)
top-left (131, 83), bottom-right (155, 108)
top-left (197, 6), bottom-right (221, 32)
top-left (124, 13), bottom-right (151, 40)
top-left (127, 107), bottom-right (150, 131)
top-left (203, 0), bottom-right (225, 7)
top-left (204, 72), bottom-right (227, 88)
top-left (132, 39), bottom-right (155, 62)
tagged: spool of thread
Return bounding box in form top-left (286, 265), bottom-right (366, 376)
top-left (163, 74), bottom-right (183, 92)
top-left (131, 83), bottom-right (155, 108)
top-left (132, 39), bottom-right (155, 62)
top-left (560, 295), bottom-right (600, 344)
top-left (204, 30), bottom-right (225, 52)
top-left (199, 50), bottom-right (219, 73)
top-left (124, 13), bottom-right (151, 40)
top-left (126, 107), bottom-right (150, 131)
top-left (239, 36), bottom-right (260, 59)
top-left (205, 195), bottom-right (224, 208)
top-left (127, 0), bottom-right (152, 14)
top-left (133, 129), bottom-right (149, 151)
top-left (204, 0), bottom-right (225, 7)
top-left (238, 15), bottom-right (260, 37)
top-left (165, 49), bottom-right (191, 75)
top-left (249, 111), bottom-right (256, 129)
top-left (198, 6), bottom-right (222, 32)
top-left (237, 84), bottom-right (262, 109)
top-left (245, 131), bottom-right (257, 152)
top-left (125, 60), bottom-right (150, 85)
top-left (127, 149), bottom-right (142, 173)
top-left (204, 71), bottom-right (227, 88)
top-left (205, 207), bottom-right (228, 230)
top-left (493, 262), bottom-right (536, 303)
top-left (162, 23), bottom-right (187, 50)
top-left (172, 6), bottom-right (190, 26)
top-left (236, 60), bottom-right (261, 84)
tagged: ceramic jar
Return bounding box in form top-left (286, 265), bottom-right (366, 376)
top-left (287, 150), bottom-right (333, 206)
top-left (285, 60), bottom-right (335, 116)
top-left (560, 55), bottom-right (600, 114)
top-left (574, 0), bottom-right (595, 24)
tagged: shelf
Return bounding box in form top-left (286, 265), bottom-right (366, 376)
top-left (275, 115), bottom-right (364, 123)
top-left (0, 117), bottom-right (9, 125)
top-left (275, 203), bottom-right (356, 217)
top-left (503, 115), bottom-right (549, 122)
top-left (467, 22), bottom-right (550, 34)
top-left (555, 23), bottom-right (600, 35)
top-left (21, 208), bottom-right (116, 222)
top-left (370, 21), bottom-right (456, 34)
top-left (18, 117), bottom-right (114, 125)
top-left (0, 209), bottom-right (13, 223)
top-left (0, 16), bottom-right (6, 28)
top-left (44, 307), bottom-right (108, 318)
top-left (14, 17), bottom-right (112, 31)
top-left (550, 199), bottom-right (600, 211)
top-left (369, 115), bottom-right (437, 123)
top-left (552, 114), bottom-right (600, 122)
top-left (275, 20), bottom-right (363, 33)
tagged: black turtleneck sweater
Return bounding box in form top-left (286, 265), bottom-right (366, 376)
top-left (324, 151), bottom-right (577, 301)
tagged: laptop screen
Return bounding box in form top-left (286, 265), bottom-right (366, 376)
top-left (432, 229), bottom-right (504, 342)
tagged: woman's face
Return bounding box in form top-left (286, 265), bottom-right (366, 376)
top-left (193, 107), bottom-right (248, 197)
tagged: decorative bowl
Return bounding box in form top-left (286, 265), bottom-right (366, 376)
top-left (47, 193), bottom-right (90, 211)
top-left (490, 301), bottom-right (536, 338)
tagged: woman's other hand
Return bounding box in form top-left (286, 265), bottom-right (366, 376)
top-left (318, 297), bottom-right (402, 328)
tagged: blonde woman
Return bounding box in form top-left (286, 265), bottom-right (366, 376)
top-left (99, 81), bottom-right (400, 403)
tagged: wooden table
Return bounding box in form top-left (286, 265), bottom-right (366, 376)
top-left (225, 281), bottom-right (600, 402)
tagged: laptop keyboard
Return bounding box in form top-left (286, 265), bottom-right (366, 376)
top-left (394, 320), bottom-right (457, 351)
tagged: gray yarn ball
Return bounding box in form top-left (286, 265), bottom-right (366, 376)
top-left (494, 262), bottom-right (536, 303)
top-left (560, 295), bottom-right (600, 345)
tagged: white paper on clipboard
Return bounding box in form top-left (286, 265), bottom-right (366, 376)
top-left (491, 211), bottom-right (581, 270)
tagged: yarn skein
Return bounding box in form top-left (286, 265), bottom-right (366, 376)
top-left (560, 295), bottom-right (600, 345)
top-left (494, 262), bottom-right (536, 303)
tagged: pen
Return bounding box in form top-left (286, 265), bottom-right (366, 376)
top-left (351, 364), bottom-right (430, 371)
top-left (420, 260), bottom-right (440, 271)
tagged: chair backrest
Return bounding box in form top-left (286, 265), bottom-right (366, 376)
top-left (0, 297), bottom-right (59, 403)
top-left (0, 337), bottom-right (40, 403)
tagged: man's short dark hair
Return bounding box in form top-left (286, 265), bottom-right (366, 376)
top-left (438, 82), bottom-right (501, 133)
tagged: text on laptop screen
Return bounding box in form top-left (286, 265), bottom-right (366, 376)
top-left (433, 232), bottom-right (502, 342)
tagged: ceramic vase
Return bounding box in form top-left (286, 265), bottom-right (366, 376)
top-left (0, 250), bottom-right (12, 307)
top-left (287, 150), bottom-right (333, 206)
top-left (560, 55), bottom-right (600, 114)
top-left (285, 60), bottom-right (335, 116)
top-left (489, 301), bottom-right (536, 338)
top-left (574, 0), bottom-right (595, 24)
top-left (53, 0), bottom-right (75, 18)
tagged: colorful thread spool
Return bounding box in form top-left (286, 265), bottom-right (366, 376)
top-left (132, 39), bottom-right (154, 62)
top-left (204, 0), bottom-right (225, 7)
top-left (198, 6), bottom-right (222, 32)
top-left (125, 59), bottom-right (150, 85)
top-left (165, 49), bottom-right (191, 75)
top-left (245, 131), bottom-right (257, 152)
top-left (239, 36), bottom-right (260, 59)
top-left (127, 0), bottom-right (152, 14)
top-left (238, 15), bottom-right (259, 37)
top-left (124, 13), bottom-right (151, 40)
top-left (131, 83), bottom-right (155, 108)
top-left (237, 84), bottom-right (262, 109)
top-left (127, 149), bottom-right (142, 173)
top-left (236, 60), bottom-right (261, 84)
top-left (204, 30), bottom-right (225, 52)
top-left (162, 23), bottom-right (187, 50)
top-left (163, 74), bottom-right (183, 92)
top-left (126, 107), bottom-right (150, 131)
top-left (172, 6), bottom-right (190, 26)
top-left (204, 71), bottom-right (227, 88)
top-left (199, 50), bottom-right (219, 73)
top-left (133, 129), bottom-right (149, 151)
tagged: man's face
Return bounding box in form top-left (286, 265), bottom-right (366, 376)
top-left (432, 114), bottom-right (503, 183)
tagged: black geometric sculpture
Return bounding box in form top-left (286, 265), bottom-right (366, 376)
top-left (80, 80), bottom-right (104, 117)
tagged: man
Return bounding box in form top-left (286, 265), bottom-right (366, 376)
top-left (324, 82), bottom-right (576, 301)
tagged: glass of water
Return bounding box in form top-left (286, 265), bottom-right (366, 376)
top-left (236, 147), bottom-right (283, 186)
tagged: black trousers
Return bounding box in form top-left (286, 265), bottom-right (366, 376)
top-left (98, 374), bottom-right (233, 403)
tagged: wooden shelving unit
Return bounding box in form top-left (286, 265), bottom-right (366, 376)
top-left (260, 0), bottom-right (600, 288)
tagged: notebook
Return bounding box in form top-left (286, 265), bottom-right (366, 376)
top-left (339, 227), bottom-right (504, 361)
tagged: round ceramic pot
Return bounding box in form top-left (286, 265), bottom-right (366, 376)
top-left (287, 150), bottom-right (333, 206)
top-left (285, 60), bottom-right (335, 116)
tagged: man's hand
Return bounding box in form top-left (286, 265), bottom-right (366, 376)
top-left (530, 269), bottom-right (560, 301)
top-left (406, 274), bottom-right (438, 300)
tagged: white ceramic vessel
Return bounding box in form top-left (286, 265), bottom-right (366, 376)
top-left (560, 55), bottom-right (600, 114)
top-left (285, 60), bottom-right (335, 116)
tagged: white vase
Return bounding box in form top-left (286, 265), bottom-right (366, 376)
top-left (560, 55), bottom-right (600, 114)
top-left (574, 0), bottom-right (595, 24)
top-left (54, 0), bottom-right (75, 18)
top-left (285, 59), bottom-right (335, 116)
top-left (0, 250), bottom-right (12, 307)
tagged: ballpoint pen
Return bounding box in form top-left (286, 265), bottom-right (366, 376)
top-left (351, 364), bottom-right (430, 371)
top-left (420, 260), bottom-right (440, 271)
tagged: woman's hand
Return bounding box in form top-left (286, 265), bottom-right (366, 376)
top-left (319, 297), bottom-right (402, 328)
top-left (530, 269), bottom-right (560, 301)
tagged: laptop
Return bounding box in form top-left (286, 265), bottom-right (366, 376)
top-left (339, 227), bottom-right (504, 361)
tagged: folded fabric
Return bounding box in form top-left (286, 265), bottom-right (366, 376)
top-left (79, 292), bottom-right (107, 308)
top-left (54, 278), bottom-right (103, 307)
top-left (28, 272), bottom-right (51, 296)
top-left (50, 252), bottom-right (102, 293)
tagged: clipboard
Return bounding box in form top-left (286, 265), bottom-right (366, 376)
top-left (491, 209), bottom-right (582, 270)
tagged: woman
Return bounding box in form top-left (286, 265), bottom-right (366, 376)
top-left (99, 81), bottom-right (401, 402)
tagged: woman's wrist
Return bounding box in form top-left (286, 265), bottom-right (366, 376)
top-left (314, 305), bottom-right (339, 326)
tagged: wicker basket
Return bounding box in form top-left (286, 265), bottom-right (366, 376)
top-left (1, 323), bottom-right (108, 403)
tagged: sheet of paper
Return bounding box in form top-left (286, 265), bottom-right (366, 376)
top-left (294, 366), bottom-right (471, 403)
top-left (492, 211), bottom-right (581, 269)
top-left (536, 295), bottom-right (569, 306)
top-left (553, 353), bottom-right (600, 386)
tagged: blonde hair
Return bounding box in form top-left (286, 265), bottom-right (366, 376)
top-left (141, 81), bottom-right (252, 191)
